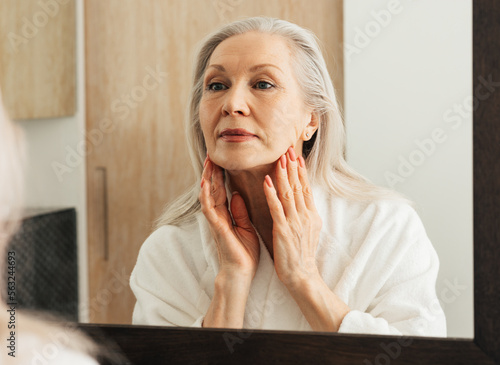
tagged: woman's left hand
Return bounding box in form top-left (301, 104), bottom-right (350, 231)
top-left (263, 146), bottom-right (323, 289)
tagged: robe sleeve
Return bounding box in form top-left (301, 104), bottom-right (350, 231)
top-left (337, 204), bottom-right (447, 337)
top-left (130, 225), bottom-right (212, 328)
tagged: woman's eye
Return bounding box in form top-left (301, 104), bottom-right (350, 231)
top-left (206, 81), bottom-right (274, 91)
top-left (207, 82), bottom-right (227, 91)
top-left (255, 81), bottom-right (274, 90)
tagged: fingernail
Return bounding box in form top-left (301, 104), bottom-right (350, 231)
top-left (289, 147), bottom-right (297, 161)
top-left (298, 155), bottom-right (305, 168)
top-left (280, 154), bottom-right (286, 169)
top-left (265, 175), bottom-right (273, 188)
top-left (232, 191), bottom-right (240, 196)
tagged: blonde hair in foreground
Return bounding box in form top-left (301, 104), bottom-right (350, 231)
top-left (156, 16), bottom-right (409, 228)
top-left (0, 92), bottom-right (24, 248)
top-left (0, 93), bottom-right (104, 363)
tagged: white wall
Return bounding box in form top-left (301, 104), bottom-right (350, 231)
top-left (14, 0), bottom-right (88, 322)
top-left (344, 0), bottom-right (473, 337)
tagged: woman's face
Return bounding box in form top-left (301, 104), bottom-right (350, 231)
top-left (199, 31), bottom-right (317, 172)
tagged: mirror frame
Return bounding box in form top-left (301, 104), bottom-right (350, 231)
top-left (78, 1), bottom-right (500, 363)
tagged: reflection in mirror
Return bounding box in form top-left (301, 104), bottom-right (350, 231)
top-left (129, 13), bottom-right (449, 337)
top-left (3, 0), bottom-right (472, 340)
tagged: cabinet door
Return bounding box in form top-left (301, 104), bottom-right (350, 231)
top-left (0, 0), bottom-right (76, 119)
top-left (85, 0), bottom-right (343, 324)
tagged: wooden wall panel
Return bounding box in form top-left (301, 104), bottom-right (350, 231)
top-left (0, 0), bottom-right (76, 119)
top-left (85, 0), bottom-right (343, 324)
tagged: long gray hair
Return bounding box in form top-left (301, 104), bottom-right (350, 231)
top-left (156, 16), bottom-right (408, 228)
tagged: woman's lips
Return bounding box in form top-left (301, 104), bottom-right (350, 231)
top-left (220, 128), bottom-right (257, 142)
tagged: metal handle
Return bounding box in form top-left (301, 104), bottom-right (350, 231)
top-left (95, 167), bottom-right (109, 261)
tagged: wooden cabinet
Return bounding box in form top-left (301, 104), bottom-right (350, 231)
top-left (0, 0), bottom-right (76, 119)
top-left (85, 0), bottom-right (343, 324)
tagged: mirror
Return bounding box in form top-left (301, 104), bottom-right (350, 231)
top-left (3, 0), bottom-right (472, 339)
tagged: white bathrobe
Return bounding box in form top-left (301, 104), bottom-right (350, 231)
top-left (130, 184), bottom-right (447, 336)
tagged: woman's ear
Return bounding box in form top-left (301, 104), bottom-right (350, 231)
top-left (303, 111), bottom-right (319, 141)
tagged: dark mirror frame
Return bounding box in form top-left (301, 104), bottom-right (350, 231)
top-left (78, 1), bottom-right (500, 363)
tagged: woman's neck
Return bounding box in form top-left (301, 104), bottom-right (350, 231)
top-left (225, 164), bottom-right (277, 256)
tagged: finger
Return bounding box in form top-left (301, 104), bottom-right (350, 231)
top-left (230, 192), bottom-right (253, 230)
top-left (275, 153), bottom-right (299, 221)
top-left (199, 174), bottom-right (219, 224)
top-left (210, 160), bottom-right (228, 208)
top-left (297, 155), bottom-right (315, 211)
top-left (200, 160), bottom-right (225, 213)
top-left (286, 147), bottom-right (307, 213)
top-left (263, 175), bottom-right (287, 227)
top-left (202, 157), bottom-right (213, 181)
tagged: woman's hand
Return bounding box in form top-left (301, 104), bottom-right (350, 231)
top-left (263, 147), bottom-right (323, 289)
top-left (199, 155), bottom-right (260, 280)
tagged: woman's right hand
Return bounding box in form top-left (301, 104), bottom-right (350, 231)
top-left (199, 156), bottom-right (261, 281)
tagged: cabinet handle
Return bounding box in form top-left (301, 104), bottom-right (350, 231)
top-left (95, 167), bottom-right (109, 261)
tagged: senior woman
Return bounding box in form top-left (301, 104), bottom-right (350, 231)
top-left (130, 16), bottom-right (446, 336)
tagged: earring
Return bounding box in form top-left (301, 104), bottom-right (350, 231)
top-left (306, 133), bottom-right (310, 138)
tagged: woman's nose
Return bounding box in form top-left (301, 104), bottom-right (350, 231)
top-left (222, 84), bottom-right (250, 117)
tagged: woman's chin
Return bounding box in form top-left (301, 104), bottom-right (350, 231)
top-left (217, 160), bottom-right (253, 171)
top-left (211, 149), bottom-right (278, 172)
top-left (216, 158), bottom-right (276, 174)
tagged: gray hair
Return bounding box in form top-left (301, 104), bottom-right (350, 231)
top-left (156, 16), bottom-right (408, 228)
